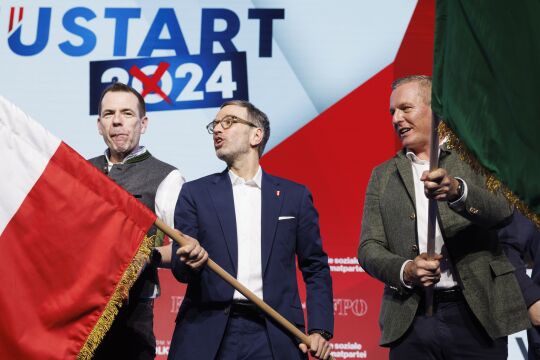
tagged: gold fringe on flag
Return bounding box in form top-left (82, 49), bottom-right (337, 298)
top-left (439, 121), bottom-right (540, 228)
top-left (77, 234), bottom-right (156, 359)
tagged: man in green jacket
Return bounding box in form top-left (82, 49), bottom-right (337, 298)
top-left (357, 75), bottom-right (529, 359)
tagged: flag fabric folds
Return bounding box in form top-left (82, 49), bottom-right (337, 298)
top-left (0, 96), bottom-right (157, 359)
top-left (432, 0), bottom-right (540, 225)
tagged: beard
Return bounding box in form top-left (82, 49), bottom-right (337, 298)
top-left (215, 141), bottom-right (251, 165)
top-left (216, 149), bottom-right (233, 164)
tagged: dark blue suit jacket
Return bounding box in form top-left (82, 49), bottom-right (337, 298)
top-left (500, 211), bottom-right (540, 359)
top-left (168, 169), bottom-right (333, 360)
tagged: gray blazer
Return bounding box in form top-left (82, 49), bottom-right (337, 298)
top-left (358, 147), bottom-right (529, 346)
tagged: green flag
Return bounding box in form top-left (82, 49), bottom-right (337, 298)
top-left (432, 0), bottom-right (540, 226)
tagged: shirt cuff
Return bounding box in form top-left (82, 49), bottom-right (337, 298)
top-left (400, 260), bottom-right (414, 289)
top-left (449, 177), bottom-right (468, 209)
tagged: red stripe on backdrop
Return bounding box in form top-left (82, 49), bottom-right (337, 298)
top-left (261, 65), bottom-right (397, 359)
top-left (394, 0), bottom-right (435, 79)
top-left (0, 142), bottom-right (155, 359)
top-left (262, 65), bottom-right (397, 247)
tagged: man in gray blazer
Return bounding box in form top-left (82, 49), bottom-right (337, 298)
top-left (357, 75), bottom-right (529, 359)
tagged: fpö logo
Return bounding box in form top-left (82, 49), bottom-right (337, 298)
top-left (334, 298), bottom-right (368, 317)
top-left (4, 6), bottom-right (285, 113)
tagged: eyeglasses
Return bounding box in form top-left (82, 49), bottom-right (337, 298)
top-left (206, 115), bottom-right (257, 134)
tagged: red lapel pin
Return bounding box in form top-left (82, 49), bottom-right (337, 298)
top-left (276, 190), bottom-right (280, 197)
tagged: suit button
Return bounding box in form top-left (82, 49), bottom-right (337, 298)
top-left (468, 207), bottom-right (480, 215)
top-left (224, 306), bottom-right (230, 315)
top-left (412, 245), bottom-right (418, 253)
top-left (409, 213), bottom-right (416, 220)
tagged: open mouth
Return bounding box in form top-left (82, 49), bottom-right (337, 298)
top-left (398, 127), bottom-right (411, 136)
top-left (214, 136), bottom-right (224, 148)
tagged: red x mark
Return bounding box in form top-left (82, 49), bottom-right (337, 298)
top-left (129, 62), bottom-right (172, 104)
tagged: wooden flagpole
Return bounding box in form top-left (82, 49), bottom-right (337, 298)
top-left (425, 112), bottom-right (441, 316)
top-left (154, 218), bottom-right (334, 359)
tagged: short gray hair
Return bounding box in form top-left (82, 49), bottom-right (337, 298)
top-left (391, 75), bottom-right (432, 105)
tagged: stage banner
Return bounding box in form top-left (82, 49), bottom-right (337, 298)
top-left (0, 0), bottom-right (529, 358)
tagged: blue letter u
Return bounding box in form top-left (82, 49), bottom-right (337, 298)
top-left (8, 7), bottom-right (52, 56)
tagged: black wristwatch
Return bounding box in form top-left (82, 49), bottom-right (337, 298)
top-left (456, 178), bottom-right (464, 198)
top-left (309, 329), bottom-right (333, 340)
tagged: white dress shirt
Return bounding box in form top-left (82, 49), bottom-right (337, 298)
top-left (399, 145), bottom-right (469, 290)
top-left (155, 170), bottom-right (185, 227)
top-left (229, 167), bottom-right (263, 300)
top-left (404, 151), bottom-right (459, 289)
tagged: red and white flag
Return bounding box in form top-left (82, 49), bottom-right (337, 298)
top-left (0, 96), bottom-right (157, 359)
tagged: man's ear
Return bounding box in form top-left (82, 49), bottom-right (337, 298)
top-left (97, 117), bottom-right (103, 135)
top-left (250, 127), bottom-right (263, 147)
top-left (140, 116), bottom-right (149, 134)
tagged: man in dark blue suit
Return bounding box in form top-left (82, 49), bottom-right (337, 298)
top-left (168, 100), bottom-right (334, 360)
top-left (501, 211), bottom-right (540, 359)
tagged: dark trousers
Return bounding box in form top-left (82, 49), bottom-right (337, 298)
top-left (528, 327), bottom-right (540, 360)
top-left (93, 299), bottom-right (156, 360)
top-left (216, 303), bottom-right (274, 360)
top-left (390, 298), bottom-right (507, 360)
